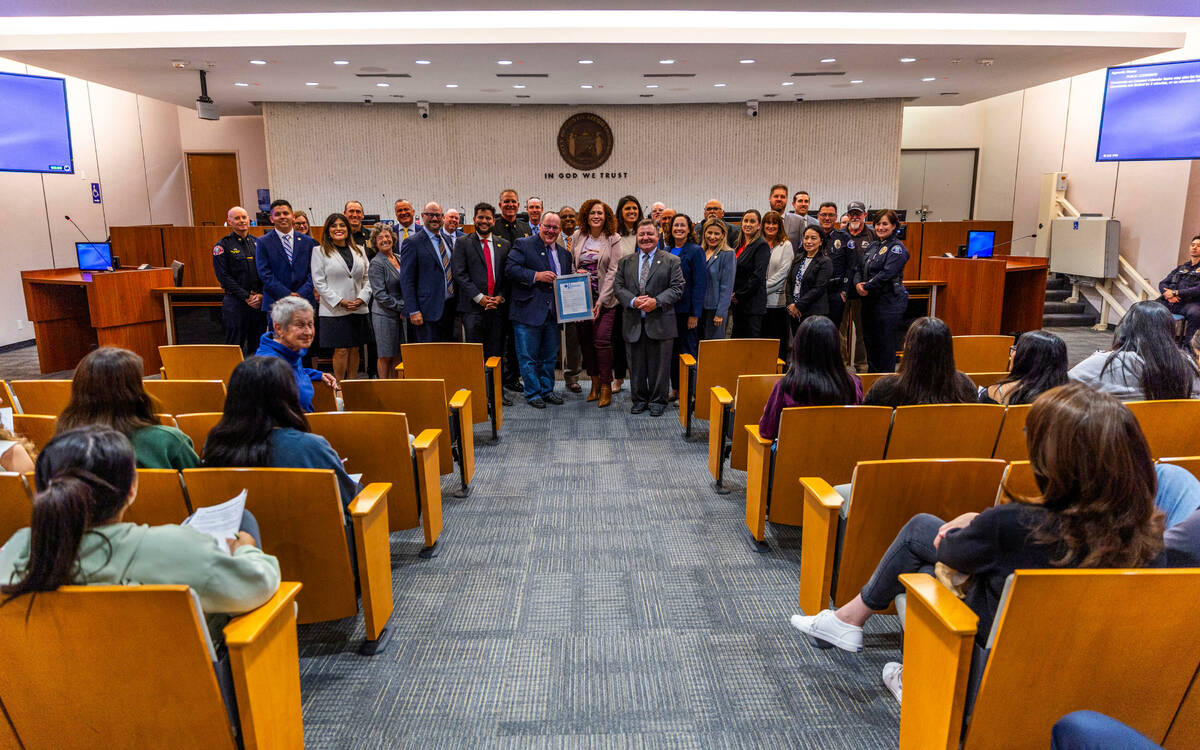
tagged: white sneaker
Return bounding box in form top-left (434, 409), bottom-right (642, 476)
top-left (789, 610), bottom-right (864, 653)
top-left (882, 662), bottom-right (903, 704)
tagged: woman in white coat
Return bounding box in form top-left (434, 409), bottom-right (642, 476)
top-left (311, 212), bottom-right (372, 382)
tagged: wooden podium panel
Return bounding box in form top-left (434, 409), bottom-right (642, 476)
top-left (22, 268), bottom-right (174, 375)
top-left (922, 256), bottom-right (1047, 335)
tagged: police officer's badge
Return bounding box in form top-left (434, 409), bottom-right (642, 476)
top-left (833, 239), bottom-right (842, 249)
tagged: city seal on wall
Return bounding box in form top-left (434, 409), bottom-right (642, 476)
top-left (557, 112), bottom-right (613, 171)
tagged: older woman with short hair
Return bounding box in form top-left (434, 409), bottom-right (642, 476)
top-left (254, 296), bottom-right (337, 411)
top-left (367, 223), bottom-right (405, 378)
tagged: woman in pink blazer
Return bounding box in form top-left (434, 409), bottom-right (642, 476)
top-left (571, 199), bottom-right (624, 408)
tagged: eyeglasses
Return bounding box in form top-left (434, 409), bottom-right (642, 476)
top-left (422, 212), bottom-right (443, 217)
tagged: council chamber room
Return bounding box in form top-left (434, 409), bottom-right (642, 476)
top-left (1, 2), bottom-right (1200, 748)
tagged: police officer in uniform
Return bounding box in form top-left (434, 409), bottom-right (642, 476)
top-left (345, 201), bottom-right (374, 259)
top-left (831, 202), bottom-right (876, 370)
top-left (494, 189), bottom-right (533, 392)
top-left (853, 209), bottom-right (909, 373)
top-left (1158, 233), bottom-right (1200, 342)
top-left (213, 206), bottom-right (266, 354)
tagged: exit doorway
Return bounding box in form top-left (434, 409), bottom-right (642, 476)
top-left (186, 152), bottom-right (241, 226)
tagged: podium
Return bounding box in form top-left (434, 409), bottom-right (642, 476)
top-left (21, 268), bottom-right (174, 375)
top-left (923, 256), bottom-right (1049, 335)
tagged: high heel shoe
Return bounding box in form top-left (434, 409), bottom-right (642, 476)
top-left (611, 378), bottom-right (624, 393)
top-left (597, 384), bottom-right (612, 408)
top-left (586, 379), bottom-right (600, 402)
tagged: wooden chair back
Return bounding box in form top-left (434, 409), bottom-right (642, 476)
top-left (311, 379), bottom-right (338, 413)
top-left (340, 379), bottom-right (453, 475)
top-left (183, 467), bottom-right (358, 624)
top-left (967, 371), bottom-right (1008, 389)
top-left (158, 345), bottom-right (244, 384)
top-left (857, 373), bottom-right (890, 394)
top-left (7, 380), bottom-right (71, 416)
top-left (0, 473), bottom-right (32, 548)
top-left (174, 413), bottom-right (223, 457)
top-left (835, 458), bottom-right (1007, 606)
top-left (12, 414), bottom-right (56, 453)
top-left (886, 404), bottom-right (1006, 459)
top-left (692, 338), bottom-right (779, 422)
top-left (952, 335), bottom-right (1013, 373)
top-left (400, 343), bottom-right (490, 424)
top-left (998, 460), bottom-right (1040, 503)
top-left (1158, 455), bottom-right (1200, 482)
top-left (124, 469), bottom-right (191, 526)
top-left (728, 374), bottom-right (781, 471)
top-left (1125, 399), bottom-right (1200, 460)
top-left (143, 379), bottom-right (227, 416)
top-left (991, 404), bottom-right (1031, 461)
top-left (0, 381), bottom-right (15, 411)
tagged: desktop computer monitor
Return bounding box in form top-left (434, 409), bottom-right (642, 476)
top-left (76, 241), bottom-right (113, 271)
top-left (966, 230), bottom-right (995, 258)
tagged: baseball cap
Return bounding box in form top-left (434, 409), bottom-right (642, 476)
top-left (847, 201), bottom-right (867, 214)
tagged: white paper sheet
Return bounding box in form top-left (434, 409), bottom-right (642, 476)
top-left (0, 439), bottom-right (16, 463)
top-left (183, 489), bottom-right (247, 554)
top-left (559, 277), bottom-right (591, 316)
top-left (0, 407), bottom-right (12, 433)
top-left (348, 473), bottom-right (363, 484)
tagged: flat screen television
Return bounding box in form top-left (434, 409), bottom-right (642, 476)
top-left (0, 71), bottom-right (73, 174)
top-left (967, 230), bottom-right (995, 258)
top-left (76, 242), bottom-right (113, 272)
top-left (1097, 59), bottom-right (1200, 162)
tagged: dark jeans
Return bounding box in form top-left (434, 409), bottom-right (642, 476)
top-left (859, 513), bottom-right (942, 611)
top-left (670, 312), bottom-right (700, 390)
top-left (1051, 711), bottom-right (1162, 750)
top-left (577, 306), bottom-right (616, 384)
top-left (513, 321), bottom-right (560, 400)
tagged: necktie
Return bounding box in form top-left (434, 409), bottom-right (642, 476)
top-left (435, 233), bottom-right (454, 295)
top-left (547, 245), bottom-right (560, 275)
top-left (481, 237), bottom-right (495, 296)
top-left (639, 252), bottom-right (652, 293)
top-left (402, 226), bottom-right (409, 240)
top-left (281, 232), bottom-right (293, 263)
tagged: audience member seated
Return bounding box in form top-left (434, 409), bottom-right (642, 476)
top-left (1069, 300), bottom-right (1200, 401)
top-left (0, 428), bottom-right (35, 473)
top-left (57, 347), bottom-right (200, 470)
top-left (758, 316), bottom-right (863, 440)
top-left (255, 296), bottom-right (338, 412)
top-left (978, 329), bottom-right (1068, 405)
top-left (1051, 710), bottom-right (1163, 750)
top-left (203, 357), bottom-right (358, 509)
top-left (0, 425), bottom-right (280, 641)
top-left (1165, 503), bottom-right (1200, 567)
top-left (862, 317), bottom-right (976, 407)
top-left (790, 383), bottom-right (1164, 702)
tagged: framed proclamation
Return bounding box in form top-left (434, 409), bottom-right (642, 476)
top-left (553, 273), bottom-right (594, 324)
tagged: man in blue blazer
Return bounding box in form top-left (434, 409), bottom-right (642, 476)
top-left (400, 201), bottom-right (458, 342)
top-left (505, 212), bottom-right (573, 408)
top-left (255, 199), bottom-right (317, 315)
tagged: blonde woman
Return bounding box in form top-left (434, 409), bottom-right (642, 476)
top-left (311, 212), bottom-right (372, 382)
top-left (699, 218), bottom-right (736, 340)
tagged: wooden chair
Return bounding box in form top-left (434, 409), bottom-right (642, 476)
top-left (678, 338), bottom-right (780, 440)
top-left (745, 406), bottom-right (894, 544)
top-left (1125, 399), bottom-right (1200, 460)
top-left (0, 583), bottom-right (304, 749)
top-left (159, 345), bottom-right (244, 384)
top-left (857, 372), bottom-right (890, 394)
top-left (952, 334), bottom-right (1014, 373)
top-left (183, 467), bottom-right (394, 654)
top-left (706, 374), bottom-right (781, 493)
top-left (311, 379), bottom-right (338, 413)
top-left (1158, 455), bottom-right (1200, 481)
top-left (308, 412), bottom-right (444, 551)
top-left (12, 414), bottom-right (56, 453)
top-left (0, 473), bottom-right (32, 548)
top-left (124, 469), bottom-right (192, 526)
top-left (886, 404), bottom-right (1006, 459)
top-left (143, 379), bottom-right (227, 416)
top-left (340, 378), bottom-right (475, 497)
top-left (0, 381), bottom-right (16, 411)
top-left (967, 371), bottom-right (1008, 389)
top-left (798, 458), bottom-right (1007, 615)
top-left (991, 404), bottom-right (1031, 461)
top-left (175, 412), bottom-right (223, 457)
top-left (899, 568), bottom-right (1200, 750)
top-left (398, 342), bottom-right (504, 444)
top-left (1166, 672), bottom-right (1200, 749)
top-left (998, 460), bottom-right (1040, 502)
top-left (7, 380), bottom-right (71, 416)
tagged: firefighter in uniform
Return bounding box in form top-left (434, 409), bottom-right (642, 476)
top-left (1158, 234), bottom-right (1200, 343)
top-left (853, 209), bottom-right (909, 373)
top-left (213, 206), bottom-right (266, 354)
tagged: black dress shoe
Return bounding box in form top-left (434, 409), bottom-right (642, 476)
top-left (501, 393), bottom-right (513, 406)
top-left (544, 393), bottom-right (564, 405)
top-left (630, 402), bottom-right (648, 414)
top-left (648, 404), bottom-right (665, 417)
top-left (504, 380), bottom-right (524, 393)
top-left (527, 398), bottom-right (547, 409)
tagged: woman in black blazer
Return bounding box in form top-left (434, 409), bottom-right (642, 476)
top-left (730, 209), bottom-right (770, 338)
top-left (786, 225), bottom-right (833, 335)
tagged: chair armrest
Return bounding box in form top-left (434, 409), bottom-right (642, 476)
top-left (393, 362), bottom-right (405, 378)
top-left (707, 387), bottom-right (734, 481)
top-left (798, 476), bottom-right (845, 614)
top-left (679, 353), bottom-right (698, 429)
top-left (223, 582), bottom-right (305, 748)
top-left (744, 425), bottom-right (773, 541)
top-left (412, 429), bottom-right (444, 547)
top-left (159, 366), bottom-right (167, 379)
top-left (347, 482), bottom-right (392, 519)
top-left (484, 357), bottom-right (503, 431)
top-left (448, 389), bottom-right (475, 487)
top-left (898, 573), bottom-right (978, 750)
top-left (777, 357), bottom-right (786, 374)
top-left (680, 353), bottom-right (697, 369)
top-left (484, 356), bottom-right (502, 370)
top-left (449, 388), bottom-right (470, 411)
top-left (349, 483), bottom-right (394, 642)
top-left (413, 428), bottom-right (441, 452)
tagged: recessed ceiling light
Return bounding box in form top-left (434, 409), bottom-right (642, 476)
top-left (305, 81), bottom-right (319, 86)
top-left (497, 60), bottom-right (512, 65)
top-left (646, 84), bottom-right (659, 89)
top-left (513, 84), bottom-right (526, 89)
top-left (234, 82), bottom-right (249, 87)
top-left (333, 60), bottom-right (349, 65)
top-left (659, 59), bottom-right (675, 64)
top-left (578, 59), bottom-right (594, 64)
top-left (376, 82), bottom-right (390, 87)
top-left (445, 83), bottom-right (458, 88)
top-left (820, 58), bottom-right (836, 64)
top-left (415, 59), bottom-right (431, 65)
top-left (713, 82), bottom-right (727, 87)
top-left (921, 77), bottom-right (937, 82)
top-left (580, 84), bottom-right (593, 89)
top-left (739, 59), bottom-right (755, 64)
top-left (516, 94), bottom-right (530, 98)
top-left (900, 57), bottom-right (917, 63)
top-left (850, 79), bottom-right (863, 84)
top-left (250, 59), bottom-right (267, 65)
top-left (781, 81), bottom-right (795, 86)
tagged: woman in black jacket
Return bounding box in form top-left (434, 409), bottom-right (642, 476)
top-left (730, 209), bottom-right (770, 338)
top-left (785, 225), bottom-right (833, 336)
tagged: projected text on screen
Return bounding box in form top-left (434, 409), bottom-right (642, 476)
top-left (1097, 59), bottom-right (1200, 162)
top-left (0, 72), bottom-right (74, 174)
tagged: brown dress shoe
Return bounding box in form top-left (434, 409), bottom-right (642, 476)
top-left (586, 380), bottom-right (600, 401)
top-left (597, 384), bottom-right (612, 408)
top-left (567, 381), bottom-right (583, 393)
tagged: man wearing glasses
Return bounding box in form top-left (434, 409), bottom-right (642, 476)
top-left (400, 201), bottom-right (459, 342)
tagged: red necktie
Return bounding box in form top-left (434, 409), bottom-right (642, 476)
top-left (482, 237), bottom-right (495, 296)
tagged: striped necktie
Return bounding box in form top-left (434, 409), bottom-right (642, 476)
top-left (435, 233), bottom-right (454, 295)
top-left (281, 232), bottom-right (293, 263)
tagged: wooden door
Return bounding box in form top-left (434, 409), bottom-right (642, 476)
top-left (186, 153), bottom-right (240, 227)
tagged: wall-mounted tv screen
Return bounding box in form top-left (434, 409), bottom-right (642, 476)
top-left (0, 71), bottom-right (74, 174)
top-left (1097, 59), bottom-right (1200, 162)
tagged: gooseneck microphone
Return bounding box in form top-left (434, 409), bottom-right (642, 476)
top-left (64, 214), bottom-right (94, 244)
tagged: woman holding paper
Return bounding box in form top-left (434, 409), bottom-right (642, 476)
top-left (0, 427), bottom-right (34, 473)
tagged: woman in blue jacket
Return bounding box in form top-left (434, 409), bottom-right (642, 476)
top-left (254, 296), bottom-right (337, 412)
top-left (698, 218), bottom-right (736, 341)
top-left (664, 213), bottom-right (708, 400)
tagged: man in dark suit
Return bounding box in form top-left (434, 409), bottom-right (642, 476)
top-left (255, 199), bottom-right (317, 316)
top-left (505, 212), bottom-right (572, 408)
top-left (452, 201), bottom-right (511, 402)
top-left (700, 198), bottom-right (741, 248)
top-left (400, 201), bottom-right (458, 343)
top-left (614, 219), bottom-right (685, 416)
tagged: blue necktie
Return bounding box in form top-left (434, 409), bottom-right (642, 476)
top-left (547, 244), bottom-right (561, 275)
top-left (281, 232), bottom-right (293, 263)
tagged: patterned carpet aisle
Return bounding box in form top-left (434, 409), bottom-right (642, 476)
top-left (297, 387), bottom-right (902, 748)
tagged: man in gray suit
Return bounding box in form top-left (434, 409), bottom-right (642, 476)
top-left (769, 183), bottom-right (806, 252)
top-left (614, 219), bottom-right (685, 416)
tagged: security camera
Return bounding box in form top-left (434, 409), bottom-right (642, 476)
top-left (417, 101), bottom-right (430, 119)
top-left (363, 96), bottom-right (374, 106)
top-left (746, 99), bottom-right (759, 118)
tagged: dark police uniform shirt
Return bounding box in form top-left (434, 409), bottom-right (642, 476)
top-left (350, 228), bottom-right (374, 260)
top-left (856, 238), bottom-right (910, 305)
top-left (212, 231), bottom-right (261, 301)
top-left (830, 226), bottom-right (876, 298)
top-left (494, 216), bottom-right (532, 249)
top-left (1159, 260), bottom-right (1200, 301)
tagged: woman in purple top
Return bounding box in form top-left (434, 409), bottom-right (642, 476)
top-left (759, 315), bottom-right (863, 440)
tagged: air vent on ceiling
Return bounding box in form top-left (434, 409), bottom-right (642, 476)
top-left (355, 73), bottom-right (412, 78)
top-left (643, 73), bottom-right (696, 78)
top-left (940, 92), bottom-right (961, 96)
top-left (496, 73), bottom-right (549, 78)
top-left (791, 71), bottom-right (846, 77)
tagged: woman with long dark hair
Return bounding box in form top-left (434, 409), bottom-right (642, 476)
top-left (611, 195), bottom-right (645, 393)
top-left (665, 213), bottom-right (708, 402)
top-left (980, 330), bottom-right (1069, 405)
top-left (311, 212), bottom-right (372, 382)
top-left (57, 347), bottom-right (200, 470)
top-left (758, 316), bottom-right (863, 440)
top-left (791, 383), bottom-right (1164, 701)
top-left (203, 356), bottom-right (358, 508)
top-left (730, 209), bottom-right (770, 338)
top-left (1069, 300), bottom-right (1200, 400)
top-left (570, 199), bottom-right (623, 407)
top-left (784, 226), bottom-right (833, 333)
top-left (863, 317), bottom-right (976, 407)
top-left (761, 210), bottom-right (795, 359)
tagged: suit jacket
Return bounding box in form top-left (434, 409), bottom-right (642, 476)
top-left (614, 250), bottom-right (685, 342)
top-left (311, 246), bottom-right (372, 318)
top-left (732, 236), bottom-right (771, 316)
top-left (781, 212), bottom-right (807, 252)
top-left (452, 232), bottom-right (511, 313)
top-left (368, 253), bottom-right (405, 318)
top-left (569, 230), bottom-right (624, 308)
top-left (666, 242), bottom-right (708, 318)
top-left (255, 230), bottom-right (317, 313)
top-left (784, 253), bottom-right (833, 317)
top-left (505, 236), bottom-right (574, 327)
top-left (399, 229), bottom-right (454, 322)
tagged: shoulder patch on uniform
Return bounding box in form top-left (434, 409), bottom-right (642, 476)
top-left (890, 245), bottom-right (904, 254)
top-left (212, 245), bottom-right (223, 256)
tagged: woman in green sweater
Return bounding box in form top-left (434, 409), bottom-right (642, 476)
top-left (57, 347), bottom-right (200, 470)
